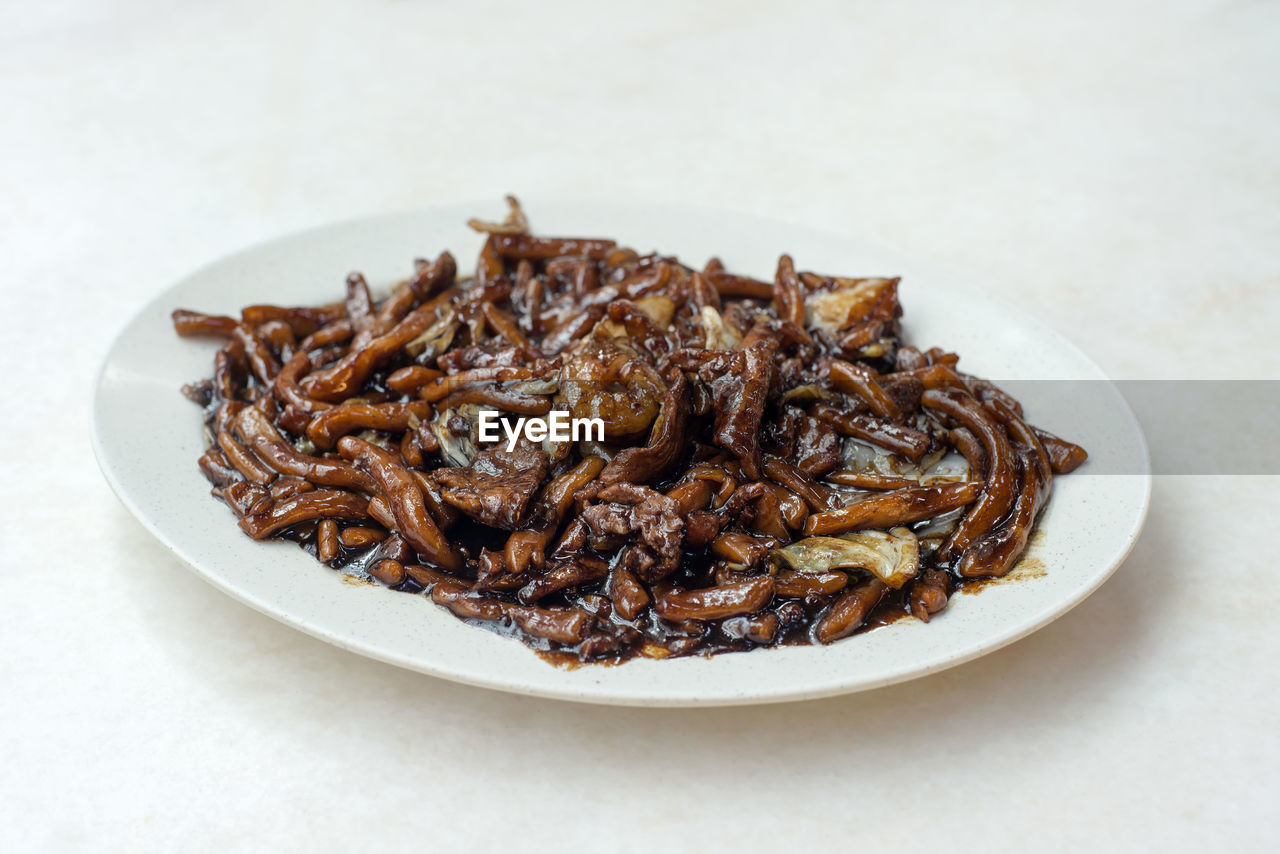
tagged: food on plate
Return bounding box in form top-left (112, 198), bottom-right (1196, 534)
top-left (173, 197), bottom-right (1087, 663)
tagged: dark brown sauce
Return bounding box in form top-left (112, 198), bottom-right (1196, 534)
top-left (281, 517), bottom-right (1025, 666)
top-left (219, 383), bottom-right (1055, 667)
top-left (955, 529), bottom-right (1049, 595)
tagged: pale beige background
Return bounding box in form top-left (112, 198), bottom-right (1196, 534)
top-left (3, 0), bottom-right (1278, 851)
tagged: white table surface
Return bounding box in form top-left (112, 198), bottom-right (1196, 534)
top-left (3, 1), bottom-right (1278, 850)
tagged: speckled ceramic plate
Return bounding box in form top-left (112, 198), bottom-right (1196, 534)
top-left (91, 200), bottom-right (1151, 706)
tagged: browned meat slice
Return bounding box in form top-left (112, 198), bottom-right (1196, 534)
top-left (682, 336), bottom-right (777, 479)
top-left (432, 442), bottom-right (550, 530)
top-left (580, 483), bottom-right (685, 582)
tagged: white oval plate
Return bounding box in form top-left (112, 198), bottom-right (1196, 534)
top-left (92, 200), bottom-right (1150, 706)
